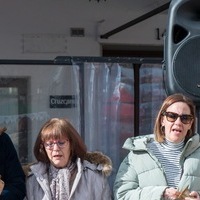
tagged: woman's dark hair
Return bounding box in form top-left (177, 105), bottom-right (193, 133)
top-left (34, 118), bottom-right (87, 163)
top-left (154, 93), bottom-right (196, 143)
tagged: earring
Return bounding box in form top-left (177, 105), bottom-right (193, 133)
top-left (161, 125), bottom-right (165, 134)
top-left (39, 148), bottom-right (44, 153)
top-left (39, 144), bottom-right (44, 153)
top-left (187, 129), bottom-right (192, 136)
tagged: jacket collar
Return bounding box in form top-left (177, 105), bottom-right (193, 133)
top-left (123, 134), bottom-right (154, 151)
top-left (25, 151), bottom-right (112, 177)
top-left (122, 133), bottom-right (200, 156)
top-left (182, 133), bottom-right (200, 157)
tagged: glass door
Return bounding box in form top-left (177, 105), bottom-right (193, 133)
top-left (0, 78), bottom-right (28, 163)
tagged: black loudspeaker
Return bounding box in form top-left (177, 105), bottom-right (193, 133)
top-left (164, 0), bottom-right (200, 104)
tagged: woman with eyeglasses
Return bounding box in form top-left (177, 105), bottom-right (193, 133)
top-left (114, 93), bottom-right (200, 200)
top-left (25, 118), bottom-right (112, 200)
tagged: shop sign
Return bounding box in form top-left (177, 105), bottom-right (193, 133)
top-left (50, 95), bottom-right (77, 108)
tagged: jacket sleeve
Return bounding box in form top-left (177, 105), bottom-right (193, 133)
top-left (0, 133), bottom-right (26, 200)
top-left (101, 175), bottom-right (113, 200)
top-left (25, 174), bottom-right (37, 200)
top-left (113, 152), bottom-right (167, 200)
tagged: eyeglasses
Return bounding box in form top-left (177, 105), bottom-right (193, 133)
top-left (162, 111), bottom-right (193, 124)
top-left (43, 139), bottom-right (68, 150)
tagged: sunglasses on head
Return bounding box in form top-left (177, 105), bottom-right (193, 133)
top-left (162, 111), bottom-right (193, 124)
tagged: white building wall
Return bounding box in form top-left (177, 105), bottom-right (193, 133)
top-left (0, 0), bottom-right (168, 59)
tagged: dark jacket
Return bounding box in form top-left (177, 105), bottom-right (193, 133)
top-left (0, 131), bottom-right (26, 200)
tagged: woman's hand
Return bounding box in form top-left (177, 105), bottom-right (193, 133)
top-left (185, 191), bottom-right (200, 200)
top-left (163, 187), bottom-right (178, 200)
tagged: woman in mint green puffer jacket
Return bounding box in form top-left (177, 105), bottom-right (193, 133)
top-left (114, 94), bottom-right (200, 200)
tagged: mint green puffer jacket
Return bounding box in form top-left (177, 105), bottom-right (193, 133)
top-left (114, 133), bottom-right (200, 200)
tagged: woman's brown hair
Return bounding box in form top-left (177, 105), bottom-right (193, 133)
top-left (154, 93), bottom-right (196, 143)
top-left (34, 118), bottom-right (87, 163)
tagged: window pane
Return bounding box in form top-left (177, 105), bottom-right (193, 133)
top-left (139, 64), bottom-right (167, 135)
top-left (0, 64), bottom-right (81, 163)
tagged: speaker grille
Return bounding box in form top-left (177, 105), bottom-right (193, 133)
top-left (173, 36), bottom-right (200, 97)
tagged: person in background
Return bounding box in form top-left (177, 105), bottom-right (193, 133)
top-left (26, 118), bottom-right (112, 200)
top-left (0, 127), bottom-right (26, 200)
top-left (114, 93), bottom-right (200, 200)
